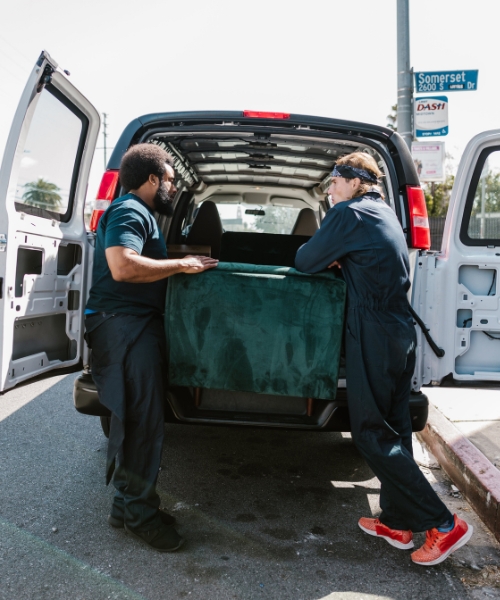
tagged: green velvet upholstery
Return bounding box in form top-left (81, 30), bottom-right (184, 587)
top-left (165, 262), bottom-right (346, 400)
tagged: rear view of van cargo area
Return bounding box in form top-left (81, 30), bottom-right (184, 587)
top-left (74, 111), bottom-right (429, 433)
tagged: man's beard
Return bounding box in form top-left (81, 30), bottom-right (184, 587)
top-left (153, 182), bottom-right (175, 216)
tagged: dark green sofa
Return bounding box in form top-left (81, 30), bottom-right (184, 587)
top-left (165, 262), bottom-right (346, 400)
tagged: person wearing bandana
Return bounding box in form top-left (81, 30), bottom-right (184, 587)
top-left (295, 152), bottom-right (472, 566)
top-left (85, 144), bottom-right (218, 552)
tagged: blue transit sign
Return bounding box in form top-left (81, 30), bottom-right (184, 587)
top-left (415, 96), bottom-right (449, 137)
top-left (414, 70), bottom-right (478, 93)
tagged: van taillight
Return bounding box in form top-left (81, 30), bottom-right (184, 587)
top-left (406, 186), bottom-right (430, 250)
top-left (89, 170), bottom-right (119, 232)
top-left (243, 110), bottom-right (290, 119)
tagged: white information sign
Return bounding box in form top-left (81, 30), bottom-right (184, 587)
top-left (414, 96), bottom-right (448, 137)
top-left (411, 141), bottom-right (445, 182)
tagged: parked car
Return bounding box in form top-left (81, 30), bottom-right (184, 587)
top-left (2, 51), bottom-right (498, 438)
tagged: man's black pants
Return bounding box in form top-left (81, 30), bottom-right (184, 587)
top-left (85, 313), bottom-right (166, 531)
top-left (345, 306), bottom-right (453, 532)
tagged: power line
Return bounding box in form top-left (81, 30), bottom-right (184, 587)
top-left (102, 113), bottom-right (108, 170)
top-left (0, 52), bottom-right (28, 85)
top-left (0, 34), bottom-right (37, 66)
top-left (0, 45), bottom-right (32, 73)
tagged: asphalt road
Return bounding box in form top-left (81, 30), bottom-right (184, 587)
top-left (0, 374), bottom-right (499, 600)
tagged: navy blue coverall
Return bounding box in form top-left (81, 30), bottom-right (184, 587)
top-left (295, 191), bottom-right (452, 532)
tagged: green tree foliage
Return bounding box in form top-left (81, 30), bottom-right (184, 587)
top-left (22, 178), bottom-right (62, 211)
top-left (422, 163), bottom-right (500, 219)
top-left (387, 104), bottom-right (397, 131)
top-left (423, 175), bottom-right (455, 217)
top-left (470, 170), bottom-right (500, 215)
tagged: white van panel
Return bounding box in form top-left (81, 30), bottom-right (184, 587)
top-left (0, 52), bottom-right (99, 392)
top-left (414, 130), bottom-right (500, 386)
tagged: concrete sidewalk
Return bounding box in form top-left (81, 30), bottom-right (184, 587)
top-left (417, 387), bottom-right (500, 543)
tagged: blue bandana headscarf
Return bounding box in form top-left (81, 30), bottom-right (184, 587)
top-left (331, 164), bottom-right (379, 184)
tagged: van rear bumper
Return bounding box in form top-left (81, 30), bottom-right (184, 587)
top-left (73, 371), bottom-right (429, 432)
top-left (73, 370), bottom-right (110, 417)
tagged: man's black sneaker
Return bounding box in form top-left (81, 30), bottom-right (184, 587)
top-left (124, 522), bottom-right (184, 552)
top-left (108, 508), bottom-right (176, 529)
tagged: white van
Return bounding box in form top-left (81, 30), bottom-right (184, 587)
top-left (1, 51), bottom-right (497, 436)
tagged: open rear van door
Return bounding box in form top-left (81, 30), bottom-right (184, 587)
top-left (412, 130), bottom-right (500, 387)
top-left (0, 51), bottom-right (100, 392)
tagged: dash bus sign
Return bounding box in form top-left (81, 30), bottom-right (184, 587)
top-left (414, 96), bottom-right (448, 137)
top-left (414, 70), bottom-right (478, 93)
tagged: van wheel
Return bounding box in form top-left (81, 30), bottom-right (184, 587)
top-left (100, 416), bottom-right (111, 438)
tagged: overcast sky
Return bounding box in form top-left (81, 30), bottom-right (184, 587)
top-left (1, 0), bottom-right (498, 199)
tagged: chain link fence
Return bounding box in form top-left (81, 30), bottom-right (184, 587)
top-left (429, 217), bottom-right (446, 251)
top-left (429, 216), bottom-right (500, 250)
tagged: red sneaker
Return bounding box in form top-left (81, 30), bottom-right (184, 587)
top-left (411, 514), bottom-right (473, 566)
top-left (358, 517), bottom-right (414, 550)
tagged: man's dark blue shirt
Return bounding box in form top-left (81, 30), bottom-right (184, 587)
top-left (86, 193), bottom-right (167, 316)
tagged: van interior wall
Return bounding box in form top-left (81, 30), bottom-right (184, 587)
top-left (12, 242), bottom-right (82, 365)
top-left (15, 248), bottom-right (43, 297)
top-left (456, 265), bottom-right (500, 375)
top-left (12, 313), bottom-right (76, 362)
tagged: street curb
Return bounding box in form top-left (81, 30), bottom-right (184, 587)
top-left (417, 404), bottom-right (500, 543)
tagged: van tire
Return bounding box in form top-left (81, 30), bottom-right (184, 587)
top-left (100, 416), bottom-right (111, 438)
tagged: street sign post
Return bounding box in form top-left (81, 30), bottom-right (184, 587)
top-left (414, 96), bottom-right (448, 137)
top-left (414, 70), bottom-right (478, 93)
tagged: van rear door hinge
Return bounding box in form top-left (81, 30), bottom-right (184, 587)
top-left (0, 234), bottom-right (6, 251)
top-left (36, 64), bottom-right (55, 93)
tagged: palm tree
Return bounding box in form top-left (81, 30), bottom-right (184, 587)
top-left (22, 178), bottom-right (62, 211)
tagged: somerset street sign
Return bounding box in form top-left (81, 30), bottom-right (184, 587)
top-left (414, 96), bottom-right (448, 137)
top-left (414, 70), bottom-right (478, 93)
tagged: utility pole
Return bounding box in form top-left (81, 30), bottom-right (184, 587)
top-left (102, 113), bottom-right (108, 170)
top-left (397, 0), bottom-right (413, 150)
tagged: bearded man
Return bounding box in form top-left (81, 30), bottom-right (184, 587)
top-left (85, 144), bottom-right (218, 552)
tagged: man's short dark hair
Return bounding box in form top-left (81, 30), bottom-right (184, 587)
top-left (119, 143), bottom-right (175, 192)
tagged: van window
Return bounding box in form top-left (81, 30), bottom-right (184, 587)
top-left (12, 85), bottom-right (88, 222)
top-left (461, 147), bottom-right (500, 244)
top-left (216, 203), bottom-right (302, 235)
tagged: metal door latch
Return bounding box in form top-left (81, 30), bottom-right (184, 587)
top-left (0, 234), bottom-right (6, 252)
